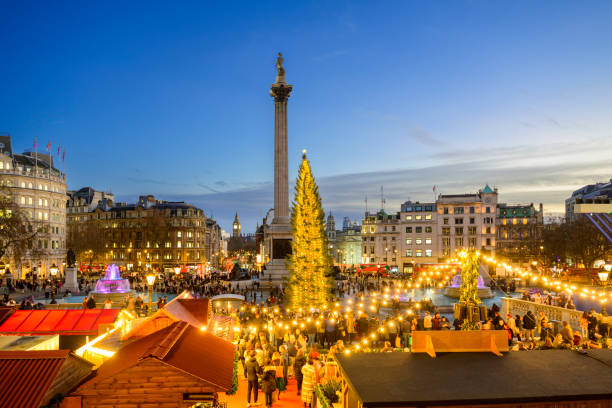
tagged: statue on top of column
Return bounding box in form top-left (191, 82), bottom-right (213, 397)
top-left (276, 52), bottom-right (285, 76)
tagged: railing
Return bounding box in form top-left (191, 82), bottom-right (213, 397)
top-left (501, 297), bottom-right (583, 331)
top-left (44, 302), bottom-right (124, 310)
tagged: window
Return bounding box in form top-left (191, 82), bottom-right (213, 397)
top-left (469, 238), bottom-right (477, 247)
top-left (416, 249), bottom-right (423, 257)
top-left (406, 215), bottom-right (412, 220)
top-left (455, 227), bottom-right (463, 235)
top-left (470, 217), bottom-right (475, 224)
top-left (415, 227), bottom-right (422, 233)
top-left (405, 249), bottom-right (412, 256)
top-left (486, 227), bottom-right (491, 234)
top-left (442, 227), bottom-right (450, 236)
top-left (425, 238), bottom-right (432, 245)
top-left (443, 218), bottom-right (449, 225)
top-left (442, 237), bottom-right (450, 247)
top-left (486, 238), bottom-right (491, 246)
top-left (425, 226), bottom-right (432, 233)
top-left (406, 239), bottom-right (412, 245)
top-left (384, 226), bottom-right (387, 232)
top-left (443, 207), bottom-right (449, 214)
top-left (469, 206), bottom-right (475, 214)
top-left (486, 207), bottom-right (491, 214)
top-left (177, 241), bottom-right (182, 248)
top-left (523, 219), bottom-right (528, 225)
top-left (177, 231), bottom-right (182, 238)
top-left (391, 226), bottom-right (396, 232)
top-left (425, 214), bottom-right (432, 220)
top-left (468, 227), bottom-right (477, 235)
top-left (455, 207), bottom-right (464, 214)
top-left (455, 218), bottom-right (463, 224)
top-left (416, 238), bottom-right (422, 245)
top-left (405, 227), bottom-right (412, 233)
top-left (425, 249), bottom-right (432, 257)
top-left (455, 237), bottom-right (464, 246)
top-left (415, 215), bottom-right (422, 220)
top-left (20, 197), bottom-right (25, 204)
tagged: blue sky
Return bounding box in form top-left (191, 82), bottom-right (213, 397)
top-left (2, 1), bottom-right (612, 231)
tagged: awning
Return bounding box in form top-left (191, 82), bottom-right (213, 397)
top-left (0, 309), bottom-right (119, 336)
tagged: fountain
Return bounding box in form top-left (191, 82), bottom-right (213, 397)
top-left (91, 264), bottom-right (135, 303)
top-left (444, 264), bottom-right (493, 299)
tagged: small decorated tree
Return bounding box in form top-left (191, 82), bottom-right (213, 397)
top-left (457, 249), bottom-right (483, 330)
top-left (285, 151), bottom-right (333, 309)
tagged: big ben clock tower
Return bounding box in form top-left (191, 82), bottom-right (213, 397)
top-left (232, 212), bottom-right (241, 238)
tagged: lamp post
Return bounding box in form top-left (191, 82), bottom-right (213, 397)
top-left (146, 274), bottom-right (156, 315)
top-left (49, 263), bottom-right (58, 304)
top-left (174, 267), bottom-right (180, 295)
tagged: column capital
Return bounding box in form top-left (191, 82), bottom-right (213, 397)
top-left (270, 83), bottom-right (293, 102)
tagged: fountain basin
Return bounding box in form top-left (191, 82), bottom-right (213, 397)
top-left (91, 264), bottom-right (135, 303)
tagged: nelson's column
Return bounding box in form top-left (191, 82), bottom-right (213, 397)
top-left (264, 53), bottom-right (293, 283)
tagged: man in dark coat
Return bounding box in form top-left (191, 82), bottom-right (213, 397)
top-left (523, 310), bottom-right (536, 341)
top-left (245, 350), bottom-right (260, 406)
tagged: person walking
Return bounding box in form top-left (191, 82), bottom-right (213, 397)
top-left (293, 349), bottom-right (306, 396)
top-left (245, 351), bottom-right (261, 407)
top-left (261, 366), bottom-right (277, 408)
top-left (301, 358), bottom-right (316, 408)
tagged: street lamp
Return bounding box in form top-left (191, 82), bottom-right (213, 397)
top-left (146, 274), bottom-right (156, 315)
top-left (598, 264), bottom-right (611, 287)
top-left (49, 263), bottom-right (58, 304)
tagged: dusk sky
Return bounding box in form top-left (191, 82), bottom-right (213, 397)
top-left (2, 1), bottom-right (612, 232)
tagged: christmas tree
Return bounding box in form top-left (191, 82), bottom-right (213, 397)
top-left (285, 151), bottom-right (333, 309)
top-left (458, 249), bottom-right (482, 330)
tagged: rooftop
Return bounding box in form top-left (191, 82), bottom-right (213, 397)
top-left (336, 350), bottom-right (612, 406)
top-left (0, 309), bottom-right (119, 336)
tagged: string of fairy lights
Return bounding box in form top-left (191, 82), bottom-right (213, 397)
top-left (224, 250), bottom-right (612, 354)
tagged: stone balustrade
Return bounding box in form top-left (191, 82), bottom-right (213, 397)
top-left (501, 297), bottom-right (584, 331)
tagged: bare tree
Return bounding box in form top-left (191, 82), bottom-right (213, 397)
top-left (566, 218), bottom-right (610, 270)
top-left (66, 220), bottom-right (106, 269)
top-left (0, 186), bottom-right (40, 266)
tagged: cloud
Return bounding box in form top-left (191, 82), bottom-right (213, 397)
top-left (405, 126), bottom-right (444, 146)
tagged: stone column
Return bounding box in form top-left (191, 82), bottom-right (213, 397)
top-left (270, 73), bottom-right (292, 225)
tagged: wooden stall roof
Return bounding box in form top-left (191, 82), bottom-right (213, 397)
top-left (0, 309), bottom-right (119, 336)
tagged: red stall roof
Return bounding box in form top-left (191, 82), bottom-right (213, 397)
top-left (0, 309), bottom-right (119, 336)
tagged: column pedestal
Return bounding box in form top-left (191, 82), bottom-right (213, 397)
top-left (63, 267), bottom-right (79, 294)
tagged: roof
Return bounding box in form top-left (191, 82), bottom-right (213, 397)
top-left (88, 321), bottom-right (235, 391)
top-left (0, 335), bottom-right (58, 351)
top-left (0, 309), bottom-right (119, 336)
top-left (122, 295), bottom-right (208, 340)
top-left (482, 184), bottom-right (494, 193)
top-left (0, 350), bottom-right (93, 408)
top-left (336, 350), bottom-right (612, 406)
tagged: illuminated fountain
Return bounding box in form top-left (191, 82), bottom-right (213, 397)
top-left (91, 264), bottom-right (135, 303)
top-left (444, 264), bottom-right (493, 299)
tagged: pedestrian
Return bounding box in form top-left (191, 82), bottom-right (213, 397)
top-left (245, 351), bottom-right (260, 407)
top-left (293, 349), bottom-right (306, 396)
top-left (261, 366), bottom-right (277, 408)
top-left (523, 310), bottom-right (536, 341)
top-left (301, 358), bottom-right (316, 408)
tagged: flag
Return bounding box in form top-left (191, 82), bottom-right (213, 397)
top-left (33, 135), bottom-right (37, 150)
top-left (57, 144), bottom-right (61, 156)
top-left (433, 185), bottom-right (437, 192)
top-left (62, 148), bottom-right (65, 161)
top-left (46, 139), bottom-right (51, 152)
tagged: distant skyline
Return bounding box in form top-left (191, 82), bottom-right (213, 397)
top-left (2, 1), bottom-right (612, 232)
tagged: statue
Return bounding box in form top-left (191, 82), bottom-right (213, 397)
top-left (66, 248), bottom-right (76, 268)
top-left (275, 52), bottom-right (285, 75)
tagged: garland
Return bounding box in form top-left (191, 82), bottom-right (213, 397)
top-left (315, 385), bottom-right (333, 408)
top-left (225, 352), bottom-right (238, 395)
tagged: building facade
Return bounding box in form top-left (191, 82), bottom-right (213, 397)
top-left (361, 210), bottom-right (400, 265)
top-left (436, 185), bottom-right (498, 258)
top-left (326, 213), bottom-right (362, 266)
top-left (496, 203), bottom-right (544, 263)
top-left (399, 201), bottom-right (438, 272)
top-left (0, 135), bottom-right (67, 278)
top-left (67, 193), bottom-right (223, 272)
top-left (565, 179), bottom-right (612, 223)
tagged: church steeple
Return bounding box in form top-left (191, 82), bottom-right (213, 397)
top-left (232, 212), bottom-right (241, 238)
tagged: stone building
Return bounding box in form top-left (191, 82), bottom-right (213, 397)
top-left (399, 201), bottom-right (438, 273)
top-left (0, 135), bottom-right (67, 278)
top-left (436, 185), bottom-right (498, 258)
top-left (326, 213), bottom-right (362, 266)
top-left (66, 193), bottom-right (221, 272)
top-left (496, 202), bottom-right (544, 263)
top-left (361, 210), bottom-right (401, 265)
